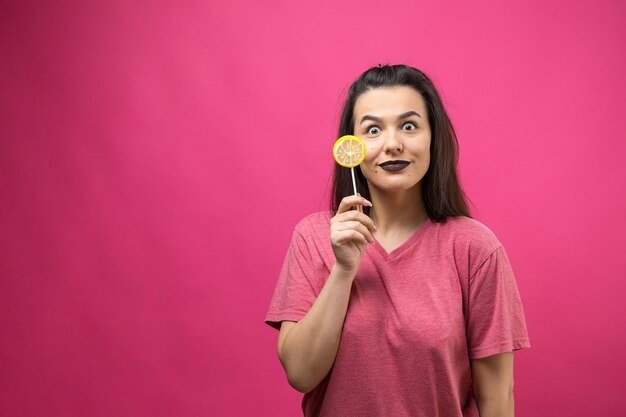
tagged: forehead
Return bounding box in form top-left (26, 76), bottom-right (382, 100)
top-left (354, 86), bottom-right (427, 118)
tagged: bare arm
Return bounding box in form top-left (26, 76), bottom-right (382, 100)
top-left (277, 264), bottom-right (356, 394)
top-left (277, 194), bottom-right (374, 394)
top-left (471, 352), bottom-right (515, 417)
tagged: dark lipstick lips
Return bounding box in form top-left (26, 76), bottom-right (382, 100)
top-left (379, 160), bottom-right (410, 166)
top-left (379, 160), bottom-right (411, 172)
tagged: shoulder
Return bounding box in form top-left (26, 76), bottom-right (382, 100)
top-left (289, 210), bottom-right (335, 269)
top-left (431, 216), bottom-right (507, 280)
top-left (293, 210), bottom-right (333, 237)
top-left (432, 215), bottom-right (503, 255)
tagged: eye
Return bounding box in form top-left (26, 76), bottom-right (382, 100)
top-left (366, 125), bottom-right (381, 135)
top-left (402, 122), bottom-right (417, 131)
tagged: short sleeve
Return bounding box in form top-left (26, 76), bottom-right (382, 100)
top-left (467, 246), bottom-right (531, 359)
top-left (264, 228), bottom-right (320, 331)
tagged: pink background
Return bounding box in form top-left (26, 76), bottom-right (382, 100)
top-left (2, 0), bottom-right (625, 416)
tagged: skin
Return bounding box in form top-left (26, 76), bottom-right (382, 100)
top-left (471, 352), bottom-right (515, 416)
top-left (278, 86), bottom-right (516, 412)
top-left (352, 86), bottom-right (430, 254)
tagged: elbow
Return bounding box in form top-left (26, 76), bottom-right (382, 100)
top-left (279, 339), bottom-right (323, 394)
top-left (280, 352), bottom-right (315, 394)
top-left (282, 357), bottom-right (319, 394)
top-left (287, 373), bottom-right (315, 394)
top-left (283, 359), bottom-right (317, 393)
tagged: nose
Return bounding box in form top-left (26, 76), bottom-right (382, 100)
top-left (382, 131), bottom-right (403, 154)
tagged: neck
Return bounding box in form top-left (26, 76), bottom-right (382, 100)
top-left (368, 183), bottom-right (427, 231)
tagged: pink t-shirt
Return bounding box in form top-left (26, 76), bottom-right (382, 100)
top-left (265, 211), bottom-right (531, 416)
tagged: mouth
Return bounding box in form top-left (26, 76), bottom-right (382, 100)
top-left (379, 160), bottom-right (410, 172)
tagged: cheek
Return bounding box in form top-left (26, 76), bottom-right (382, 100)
top-left (364, 148), bottom-right (376, 164)
top-left (361, 157), bottom-right (378, 175)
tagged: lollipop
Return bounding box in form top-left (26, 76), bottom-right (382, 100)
top-left (333, 135), bottom-right (366, 211)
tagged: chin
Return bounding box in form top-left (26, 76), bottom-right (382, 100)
top-left (373, 182), bottom-right (419, 193)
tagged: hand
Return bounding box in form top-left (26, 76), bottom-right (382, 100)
top-left (330, 194), bottom-right (376, 274)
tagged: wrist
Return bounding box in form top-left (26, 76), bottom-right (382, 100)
top-left (332, 263), bottom-right (358, 279)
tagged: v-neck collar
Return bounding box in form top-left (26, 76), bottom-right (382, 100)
top-left (369, 216), bottom-right (432, 261)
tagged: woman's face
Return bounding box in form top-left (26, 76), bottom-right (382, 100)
top-left (352, 86), bottom-right (431, 193)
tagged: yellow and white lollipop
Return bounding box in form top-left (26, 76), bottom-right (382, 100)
top-left (333, 135), bottom-right (367, 210)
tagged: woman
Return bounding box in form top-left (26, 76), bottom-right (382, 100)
top-left (265, 64), bottom-right (531, 416)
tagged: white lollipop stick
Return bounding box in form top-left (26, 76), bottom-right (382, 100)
top-left (350, 167), bottom-right (362, 213)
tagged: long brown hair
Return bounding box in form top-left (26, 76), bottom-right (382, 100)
top-left (330, 64), bottom-right (473, 223)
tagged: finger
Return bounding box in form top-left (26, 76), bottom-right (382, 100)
top-left (334, 229), bottom-right (368, 247)
top-left (336, 221), bottom-right (374, 243)
top-left (336, 211), bottom-right (377, 235)
top-left (337, 194), bottom-right (372, 215)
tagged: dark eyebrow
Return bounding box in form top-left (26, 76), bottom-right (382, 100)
top-left (360, 110), bottom-right (422, 125)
